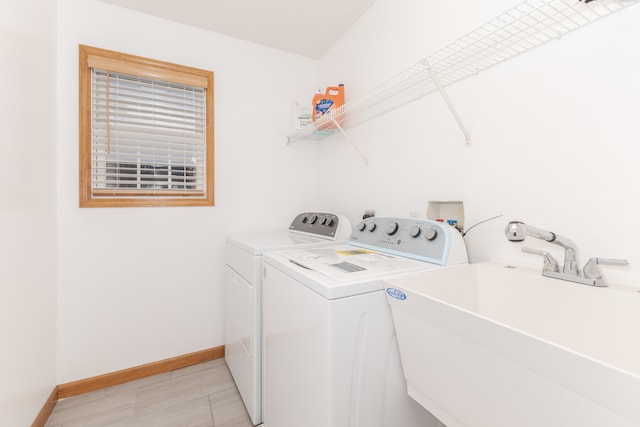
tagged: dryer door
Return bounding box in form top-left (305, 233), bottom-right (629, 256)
top-left (224, 265), bottom-right (260, 424)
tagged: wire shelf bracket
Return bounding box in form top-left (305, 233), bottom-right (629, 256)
top-left (426, 61), bottom-right (472, 147)
top-left (331, 118), bottom-right (369, 166)
top-left (287, 0), bottom-right (639, 156)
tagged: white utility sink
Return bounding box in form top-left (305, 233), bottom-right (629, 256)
top-left (385, 261), bottom-right (640, 427)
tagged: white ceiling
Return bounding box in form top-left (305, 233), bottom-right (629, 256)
top-left (98, 0), bottom-right (377, 58)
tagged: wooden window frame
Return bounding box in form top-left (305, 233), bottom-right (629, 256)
top-left (79, 45), bottom-right (214, 207)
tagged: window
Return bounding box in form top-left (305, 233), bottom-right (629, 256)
top-left (79, 45), bottom-right (214, 207)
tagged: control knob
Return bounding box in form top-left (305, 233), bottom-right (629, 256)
top-left (309, 214), bottom-right (319, 224)
top-left (367, 222), bottom-right (377, 232)
top-left (409, 225), bottom-right (421, 238)
top-left (321, 217), bottom-right (334, 226)
top-left (385, 221), bottom-right (399, 236)
top-left (357, 221), bottom-right (367, 232)
top-left (424, 227), bottom-right (438, 241)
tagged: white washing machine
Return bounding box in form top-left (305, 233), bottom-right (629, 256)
top-left (224, 212), bottom-right (352, 425)
top-left (262, 217), bottom-right (468, 427)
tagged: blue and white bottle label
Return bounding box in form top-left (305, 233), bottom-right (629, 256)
top-left (315, 99), bottom-right (334, 116)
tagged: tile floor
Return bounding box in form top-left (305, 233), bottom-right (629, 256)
top-left (45, 359), bottom-right (253, 427)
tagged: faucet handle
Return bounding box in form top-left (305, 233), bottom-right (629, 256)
top-left (522, 247), bottom-right (560, 273)
top-left (583, 257), bottom-right (629, 279)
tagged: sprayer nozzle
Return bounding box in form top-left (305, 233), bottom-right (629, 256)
top-left (505, 221), bottom-right (527, 242)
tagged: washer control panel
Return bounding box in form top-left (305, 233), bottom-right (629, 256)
top-left (349, 217), bottom-right (463, 264)
top-left (289, 212), bottom-right (351, 240)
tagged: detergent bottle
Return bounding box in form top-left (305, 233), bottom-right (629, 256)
top-left (312, 84), bottom-right (344, 129)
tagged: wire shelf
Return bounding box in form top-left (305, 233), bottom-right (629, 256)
top-left (288, 0), bottom-right (638, 143)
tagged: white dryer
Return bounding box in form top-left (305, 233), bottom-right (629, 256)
top-left (224, 212), bottom-right (352, 425)
top-left (262, 217), bottom-right (468, 427)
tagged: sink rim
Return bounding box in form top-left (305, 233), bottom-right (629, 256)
top-left (385, 261), bottom-right (640, 425)
top-left (385, 260), bottom-right (640, 380)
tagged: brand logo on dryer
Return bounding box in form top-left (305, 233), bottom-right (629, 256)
top-left (380, 238), bottom-right (401, 245)
top-left (386, 288), bottom-right (407, 300)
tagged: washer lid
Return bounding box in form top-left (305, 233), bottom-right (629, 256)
top-left (265, 246), bottom-right (446, 299)
top-left (284, 245), bottom-right (436, 281)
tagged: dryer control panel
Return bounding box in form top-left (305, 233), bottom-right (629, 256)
top-left (349, 217), bottom-right (468, 266)
top-left (289, 212), bottom-right (351, 240)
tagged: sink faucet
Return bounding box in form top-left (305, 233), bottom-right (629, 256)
top-left (505, 221), bottom-right (580, 275)
top-left (505, 221), bottom-right (629, 287)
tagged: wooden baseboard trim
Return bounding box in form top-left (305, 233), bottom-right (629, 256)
top-left (31, 387), bottom-right (59, 427)
top-left (57, 346), bottom-right (224, 399)
top-left (32, 346), bottom-right (224, 426)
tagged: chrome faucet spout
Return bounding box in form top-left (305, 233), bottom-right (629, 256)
top-left (505, 220), bottom-right (630, 287)
top-left (505, 221), bottom-right (580, 276)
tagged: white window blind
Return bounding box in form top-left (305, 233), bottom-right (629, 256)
top-left (91, 68), bottom-right (207, 197)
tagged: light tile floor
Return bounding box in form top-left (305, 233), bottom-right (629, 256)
top-left (45, 359), bottom-right (253, 427)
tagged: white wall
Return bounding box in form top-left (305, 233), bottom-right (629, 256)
top-left (0, 0), bottom-right (57, 425)
top-left (12, 0), bottom-right (636, 412)
top-left (316, 0), bottom-right (640, 286)
top-left (56, 0), bottom-right (321, 383)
